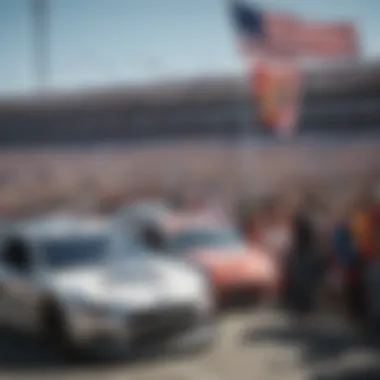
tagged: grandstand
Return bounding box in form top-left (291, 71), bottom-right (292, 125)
top-left (0, 59), bottom-right (379, 146)
top-left (0, 59), bottom-right (379, 214)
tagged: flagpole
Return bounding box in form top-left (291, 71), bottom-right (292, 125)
top-left (239, 62), bottom-right (254, 197)
top-left (31, 0), bottom-right (50, 93)
top-left (227, 0), bottom-right (255, 197)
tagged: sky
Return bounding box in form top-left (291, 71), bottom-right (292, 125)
top-left (0, 0), bottom-right (380, 96)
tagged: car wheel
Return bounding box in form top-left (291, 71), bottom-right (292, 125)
top-left (173, 317), bottom-right (217, 356)
top-left (42, 303), bottom-right (86, 362)
top-left (193, 319), bottom-right (218, 352)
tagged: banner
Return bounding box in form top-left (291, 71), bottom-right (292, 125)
top-left (253, 59), bottom-right (302, 135)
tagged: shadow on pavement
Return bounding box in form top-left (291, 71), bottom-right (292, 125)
top-left (242, 314), bottom-right (380, 380)
top-left (0, 328), bottom-right (193, 376)
top-left (313, 366), bottom-right (380, 380)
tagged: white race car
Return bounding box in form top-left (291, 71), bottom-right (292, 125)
top-left (0, 215), bottom-right (215, 360)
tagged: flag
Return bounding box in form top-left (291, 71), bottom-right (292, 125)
top-left (230, 1), bottom-right (359, 60)
top-left (230, 1), bottom-right (359, 135)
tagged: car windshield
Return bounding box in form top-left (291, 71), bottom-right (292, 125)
top-left (118, 233), bottom-right (151, 256)
top-left (168, 227), bottom-right (243, 253)
top-left (41, 234), bottom-right (111, 269)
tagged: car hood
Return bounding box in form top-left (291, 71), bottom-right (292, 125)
top-left (188, 244), bottom-right (277, 281)
top-left (49, 256), bottom-right (203, 308)
top-left (189, 244), bottom-right (252, 265)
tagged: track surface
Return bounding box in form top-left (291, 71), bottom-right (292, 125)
top-left (0, 310), bottom-right (379, 380)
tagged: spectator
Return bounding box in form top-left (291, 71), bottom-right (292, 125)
top-left (351, 194), bottom-right (373, 260)
top-left (237, 198), bottom-right (270, 245)
top-left (237, 197), bottom-right (265, 244)
top-left (204, 189), bottom-right (227, 221)
top-left (360, 186), bottom-right (380, 326)
top-left (260, 198), bottom-right (293, 260)
top-left (167, 189), bottom-right (183, 210)
top-left (332, 204), bottom-right (364, 321)
top-left (285, 194), bottom-right (319, 318)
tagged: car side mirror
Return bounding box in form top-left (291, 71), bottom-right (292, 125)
top-left (140, 227), bottom-right (165, 251)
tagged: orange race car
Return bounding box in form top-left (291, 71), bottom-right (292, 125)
top-left (145, 214), bottom-right (281, 308)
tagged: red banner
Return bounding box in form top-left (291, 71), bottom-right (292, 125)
top-left (253, 59), bottom-right (302, 135)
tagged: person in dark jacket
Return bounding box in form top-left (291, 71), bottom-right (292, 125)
top-left (286, 196), bottom-right (319, 316)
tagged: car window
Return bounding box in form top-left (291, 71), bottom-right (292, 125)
top-left (1, 237), bottom-right (34, 273)
top-left (116, 232), bottom-right (153, 257)
top-left (168, 227), bottom-right (243, 253)
top-left (41, 234), bottom-right (111, 269)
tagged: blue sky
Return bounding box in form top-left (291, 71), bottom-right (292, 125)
top-left (0, 0), bottom-right (379, 95)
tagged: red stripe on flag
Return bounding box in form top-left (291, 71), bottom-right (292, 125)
top-left (240, 11), bottom-right (359, 60)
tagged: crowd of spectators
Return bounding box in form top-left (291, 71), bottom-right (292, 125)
top-left (1, 166), bottom-right (380, 327)
top-left (236, 183), bottom-right (380, 327)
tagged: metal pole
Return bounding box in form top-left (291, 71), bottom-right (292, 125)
top-left (240, 70), bottom-right (254, 195)
top-left (31, 0), bottom-right (49, 92)
top-left (226, 0), bottom-right (254, 196)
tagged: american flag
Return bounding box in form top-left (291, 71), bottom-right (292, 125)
top-left (230, 1), bottom-right (359, 60)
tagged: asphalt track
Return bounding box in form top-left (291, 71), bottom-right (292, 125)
top-left (0, 309), bottom-right (379, 380)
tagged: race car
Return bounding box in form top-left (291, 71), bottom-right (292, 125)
top-left (0, 214), bottom-right (215, 360)
top-left (139, 214), bottom-right (280, 308)
top-left (117, 200), bottom-right (173, 237)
